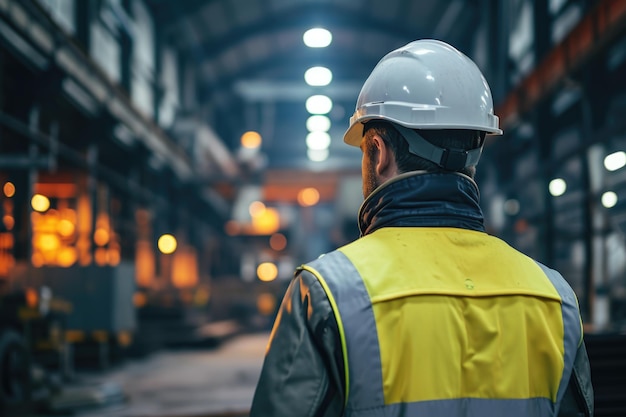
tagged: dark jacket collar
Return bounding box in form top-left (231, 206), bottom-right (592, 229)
top-left (358, 171), bottom-right (485, 236)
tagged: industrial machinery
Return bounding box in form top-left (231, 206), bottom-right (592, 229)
top-left (0, 287), bottom-right (69, 414)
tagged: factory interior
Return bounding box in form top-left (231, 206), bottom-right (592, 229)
top-left (0, 0), bottom-right (626, 415)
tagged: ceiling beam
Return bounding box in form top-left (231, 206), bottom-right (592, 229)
top-left (197, 46), bottom-right (379, 102)
top-left (169, 3), bottom-right (424, 59)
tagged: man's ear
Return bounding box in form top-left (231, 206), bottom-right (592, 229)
top-left (372, 135), bottom-right (397, 178)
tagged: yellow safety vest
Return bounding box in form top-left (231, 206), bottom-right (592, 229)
top-left (301, 227), bottom-right (582, 416)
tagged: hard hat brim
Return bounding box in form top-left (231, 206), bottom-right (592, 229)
top-left (343, 121), bottom-right (367, 147)
top-left (343, 112), bottom-right (503, 148)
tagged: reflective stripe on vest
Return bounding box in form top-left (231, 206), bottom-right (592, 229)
top-left (303, 250), bottom-right (384, 410)
top-left (303, 227), bottom-right (582, 417)
top-left (535, 261), bottom-right (583, 411)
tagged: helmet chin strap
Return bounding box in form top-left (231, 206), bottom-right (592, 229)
top-left (390, 122), bottom-right (483, 171)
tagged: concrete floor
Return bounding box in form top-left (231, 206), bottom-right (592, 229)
top-left (42, 333), bottom-right (269, 417)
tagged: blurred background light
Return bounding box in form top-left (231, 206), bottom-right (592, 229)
top-left (304, 66), bottom-right (332, 86)
top-left (256, 293), bottom-right (277, 315)
top-left (303, 28), bottom-right (332, 48)
top-left (503, 199), bottom-right (520, 216)
top-left (249, 201), bottom-right (266, 217)
top-left (306, 115), bottom-right (331, 132)
top-left (241, 131), bottom-right (262, 149)
top-left (3, 181), bottom-right (15, 197)
top-left (602, 191), bottom-right (618, 208)
top-left (307, 149), bottom-right (329, 162)
top-left (305, 95), bottom-right (332, 114)
top-left (306, 131), bottom-right (331, 150)
top-left (257, 262), bottom-right (278, 282)
top-left (158, 234), bottom-right (177, 254)
top-left (549, 178), bottom-right (567, 197)
top-left (604, 151), bottom-right (626, 171)
top-left (297, 188), bottom-right (320, 207)
top-left (269, 233), bottom-right (287, 251)
top-left (251, 207), bottom-right (280, 234)
top-left (31, 194), bottom-right (50, 212)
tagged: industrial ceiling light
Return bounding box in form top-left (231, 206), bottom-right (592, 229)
top-left (306, 95), bottom-right (332, 114)
top-left (306, 131), bottom-right (331, 150)
top-left (604, 151), bottom-right (626, 171)
top-left (303, 28), bottom-right (332, 48)
top-left (304, 66), bottom-right (333, 86)
top-left (307, 148), bottom-right (329, 162)
top-left (549, 178), bottom-right (567, 197)
top-left (306, 115), bottom-right (331, 132)
top-left (601, 191), bottom-right (618, 208)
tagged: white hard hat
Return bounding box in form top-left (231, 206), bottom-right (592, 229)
top-left (344, 39), bottom-right (503, 147)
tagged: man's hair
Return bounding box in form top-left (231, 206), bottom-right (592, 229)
top-left (363, 121), bottom-right (486, 178)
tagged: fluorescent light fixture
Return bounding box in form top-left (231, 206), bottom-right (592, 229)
top-left (303, 28), bottom-right (332, 48)
top-left (306, 131), bottom-right (331, 150)
top-left (549, 178), bottom-right (567, 197)
top-left (307, 148), bottom-right (329, 162)
top-left (604, 151), bottom-right (626, 171)
top-left (306, 95), bottom-right (332, 114)
top-left (601, 191), bottom-right (618, 208)
top-left (306, 115), bottom-right (331, 132)
top-left (304, 66), bottom-right (333, 86)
